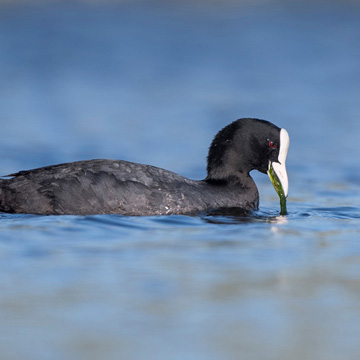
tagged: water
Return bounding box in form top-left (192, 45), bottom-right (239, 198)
top-left (1, 1), bottom-right (360, 359)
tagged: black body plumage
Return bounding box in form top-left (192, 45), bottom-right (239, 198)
top-left (0, 118), bottom-right (283, 215)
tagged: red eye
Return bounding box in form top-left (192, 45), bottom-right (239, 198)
top-left (269, 141), bottom-right (276, 148)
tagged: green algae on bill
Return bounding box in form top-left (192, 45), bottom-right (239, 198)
top-left (268, 163), bottom-right (287, 215)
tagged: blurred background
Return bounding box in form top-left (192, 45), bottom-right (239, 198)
top-left (1, 0), bottom-right (359, 179)
top-left (1, 1), bottom-right (360, 360)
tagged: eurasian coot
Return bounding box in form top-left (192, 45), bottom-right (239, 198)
top-left (0, 118), bottom-right (289, 215)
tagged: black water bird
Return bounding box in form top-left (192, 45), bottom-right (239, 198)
top-left (0, 118), bottom-right (290, 215)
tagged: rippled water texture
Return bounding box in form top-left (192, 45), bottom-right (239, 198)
top-left (0, 1), bottom-right (360, 359)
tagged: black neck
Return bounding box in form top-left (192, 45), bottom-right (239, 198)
top-left (204, 172), bottom-right (254, 189)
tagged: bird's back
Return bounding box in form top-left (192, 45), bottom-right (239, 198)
top-left (0, 159), bottom-right (258, 215)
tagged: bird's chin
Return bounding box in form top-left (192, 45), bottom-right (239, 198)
top-left (258, 167), bottom-right (268, 175)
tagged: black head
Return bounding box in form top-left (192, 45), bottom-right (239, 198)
top-left (206, 118), bottom-right (283, 181)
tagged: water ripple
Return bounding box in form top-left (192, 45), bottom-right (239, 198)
top-left (308, 206), bottom-right (360, 219)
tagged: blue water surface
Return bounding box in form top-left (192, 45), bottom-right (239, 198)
top-left (0, 1), bottom-right (360, 359)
